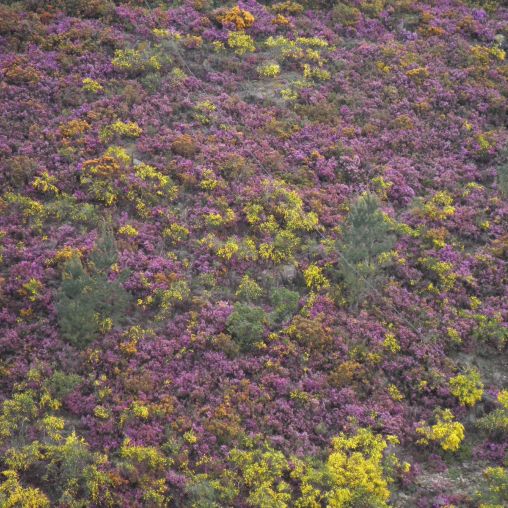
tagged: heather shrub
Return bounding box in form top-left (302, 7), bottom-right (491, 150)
top-left (287, 314), bottom-right (333, 351)
top-left (171, 134), bottom-right (198, 158)
top-left (227, 303), bottom-right (266, 351)
top-left (327, 360), bottom-right (365, 389)
top-left (5, 155), bottom-right (38, 190)
top-left (1, 0), bottom-right (507, 505)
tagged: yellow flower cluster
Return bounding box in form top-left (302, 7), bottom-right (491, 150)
top-left (326, 429), bottom-right (398, 507)
top-left (257, 62), bottom-right (281, 77)
top-left (200, 169), bottom-right (219, 190)
top-left (470, 44), bottom-right (506, 66)
top-left (304, 264), bottom-right (330, 290)
top-left (101, 121), bottom-right (142, 142)
top-left (405, 66), bottom-right (429, 81)
top-left (426, 259), bottom-right (457, 291)
top-left (236, 275), bottom-right (263, 300)
top-left (416, 409), bottom-right (465, 452)
top-left (183, 430), bottom-right (198, 444)
top-left (219, 6), bottom-right (255, 31)
top-left (18, 279), bottom-right (43, 302)
top-left (157, 280), bottom-right (190, 319)
top-left (303, 64), bottom-right (331, 81)
top-left (449, 369), bottom-right (484, 407)
top-left (82, 77), bottom-right (103, 93)
top-left (0, 470), bottom-right (50, 507)
top-left (229, 446), bottom-right (292, 507)
top-left (118, 224), bottom-right (139, 237)
top-left (388, 384), bottom-right (404, 401)
top-left (228, 31), bottom-right (256, 55)
top-left (217, 239), bottom-right (240, 260)
top-left (383, 332), bottom-right (401, 353)
top-left (422, 191), bottom-right (455, 221)
top-left (120, 438), bottom-right (169, 470)
top-left (162, 223), bottom-right (189, 243)
top-left (498, 390), bottom-right (508, 409)
top-left (32, 171), bottom-right (59, 194)
top-left (131, 401), bottom-right (150, 420)
top-left (272, 1), bottom-right (304, 14)
top-left (112, 48), bottom-right (161, 73)
top-left (59, 118), bottom-right (90, 138)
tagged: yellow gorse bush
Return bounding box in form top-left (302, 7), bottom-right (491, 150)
top-left (228, 31), bottom-right (256, 55)
top-left (449, 369), bottom-right (484, 407)
top-left (422, 191), bottom-right (455, 221)
top-left (417, 409), bottom-right (465, 452)
top-left (304, 264), bottom-right (330, 290)
top-left (258, 62), bottom-right (281, 77)
top-left (219, 6), bottom-right (255, 31)
top-left (325, 428), bottom-right (399, 508)
top-left (82, 77), bottom-right (103, 93)
top-left (118, 224), bottom-right (139, 237)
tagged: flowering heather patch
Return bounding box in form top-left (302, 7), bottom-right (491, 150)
top-left (0, 0), bottom-right (507, 506)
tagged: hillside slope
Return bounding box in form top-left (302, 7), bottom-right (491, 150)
top-left (0, 1), bottom-right (507, 506)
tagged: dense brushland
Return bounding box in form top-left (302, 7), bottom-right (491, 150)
top-left (0, 0), bottom-right (507, 506)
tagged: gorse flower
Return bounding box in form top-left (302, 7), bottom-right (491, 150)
top-left (449, 369), bottom-right (484, 407)
top-left (219, 6), bottom-right (255, 31)
top-left (417, 409), bottom-right (465, 452)
top-left (228, 31), bottom-right (256, 55)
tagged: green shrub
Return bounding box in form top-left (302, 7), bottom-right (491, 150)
top-left (476, 390), bottom-right (508, 438)
top-left (475, 466), bottom-right (508, 507)
top-left (227, 303), bottom-right (266, 351)
top-left (236, 275), bottom-right (264, 302)
top-left (44, 371), bottom-right (82, 400)
top-left (498, 161), bottom-right (508, 197)
top-left (332, 2), bottom-right (361, 26)
top-left (269, 287), bottom-right (299, 324)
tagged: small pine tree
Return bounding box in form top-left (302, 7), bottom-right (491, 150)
top-left (89, 221), bottom-right (118, 272)
top-left (57, 257), bottom-right (98, 349)
top-left (336, 193), bottom-right (395, 307)
top-left (57, 223), bottom-right (130, 349)
top-left (498, 161), bottom-right (508, 197)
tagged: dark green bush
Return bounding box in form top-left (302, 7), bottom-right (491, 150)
top-left (57, 224), bottom-right (131, 349)
top-left (44, 371), bottom-right (83, 400)
top-left (227, 303), bottom-right (266, 352)
top-left (498, 161), bottom-right (508, 197)
top-left (335, 193), bottom-right (395, 307)
top-left (269, 287), bottom-right (299, 324)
